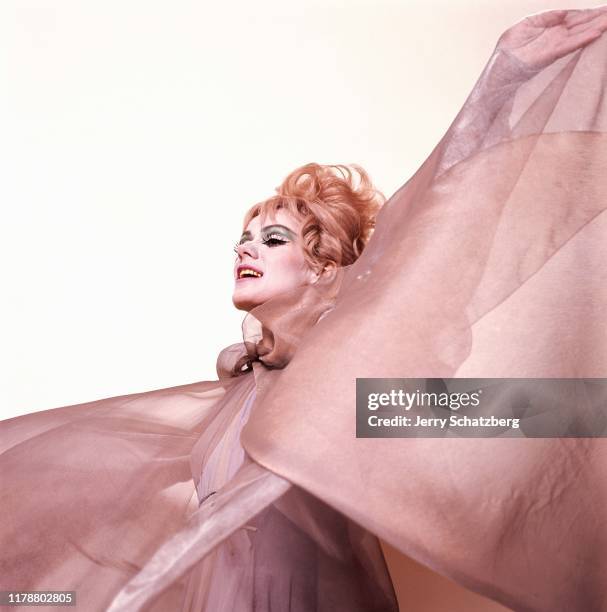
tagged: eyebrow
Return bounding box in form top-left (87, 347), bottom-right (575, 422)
top-left (239, 224), bottom-right (296, 241)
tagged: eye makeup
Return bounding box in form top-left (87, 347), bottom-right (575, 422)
top-left (234, 224), bottom-right (296, 252)
top-left (260, 231), bottom-right (289, 247)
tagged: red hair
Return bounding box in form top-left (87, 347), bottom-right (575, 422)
top-left (243, 163), bottom-right (385, 273)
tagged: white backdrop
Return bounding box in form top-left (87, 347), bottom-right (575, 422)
top-left (1, 0), bottom-right (602, 419)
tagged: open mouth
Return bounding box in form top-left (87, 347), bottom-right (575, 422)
top-left (237, 266), bottom-right (264, 280)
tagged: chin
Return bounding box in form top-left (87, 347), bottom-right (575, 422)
top-left (232, 298), bottom-right (250, 312)
top-left (232, 293), bottom-right (260, 312)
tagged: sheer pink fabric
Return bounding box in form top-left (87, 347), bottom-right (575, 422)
top-left (1, 282), bottom-right (398, 611)
top-left (2, 14), bottom-right (607, 612)
top-left (240, 35), bottom-right (607, 612)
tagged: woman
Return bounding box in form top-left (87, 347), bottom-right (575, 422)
top-left (2, 7), bottom-right (607, 612)
top-left (179, 164), bottom-right (398, 611)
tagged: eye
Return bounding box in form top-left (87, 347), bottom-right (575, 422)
top-left (265, 238), bottom-right (286, 246)
top-left (262, 233), bottom-right (289, 247)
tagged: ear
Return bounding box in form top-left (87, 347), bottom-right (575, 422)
top-left (306, 267), bottom-right (322, 284)
top-left (308, 262), bottom-right (336, 284)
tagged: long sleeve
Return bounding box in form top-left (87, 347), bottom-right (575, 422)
top-left (436, 47), bottom-right (544, 175)
top-left (240, 29), bottom-right (607, 612)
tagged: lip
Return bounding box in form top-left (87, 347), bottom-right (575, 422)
top-left (235, 264), bottom-right (264, 281)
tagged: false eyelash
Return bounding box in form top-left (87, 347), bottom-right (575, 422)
top-left (233, 234), bottom-right (289, 253)
top-left (261, 233), bottom-right (289, 245)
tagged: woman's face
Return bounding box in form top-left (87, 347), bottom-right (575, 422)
top-left (232, 209), bottom-right (319, 312)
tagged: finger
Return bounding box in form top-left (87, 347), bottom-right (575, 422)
top-left (564, 7), bottom-right (607, 28)
top-left (554, 29), bottom-right (603, 55)
top-left (525, 9), bottom-right (568, 28)
top-left (569, 12), bottom-right (607, 35)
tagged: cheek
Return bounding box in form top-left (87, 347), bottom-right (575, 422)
top-left (269, 251), bottom-right (309, 284)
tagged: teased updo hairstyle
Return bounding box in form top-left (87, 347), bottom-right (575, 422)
top-left (243, 163), bottom-right (386, 273)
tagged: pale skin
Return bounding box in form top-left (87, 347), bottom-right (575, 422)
top-left (498, 6), bottom-right (607, 69)
top-left (231, 9), bottom-right (607, 316)
top-left (232, 209), bottom-right (320, 312)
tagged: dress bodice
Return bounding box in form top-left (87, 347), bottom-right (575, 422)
top-left (195, 386), bottom-right (256, 506)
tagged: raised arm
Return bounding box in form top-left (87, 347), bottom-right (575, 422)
top-left (437, 7), bottom-right (607, 175)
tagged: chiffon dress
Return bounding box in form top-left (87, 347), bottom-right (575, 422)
top-left (181, 378), bottom-right (397, 611)
top-left (2, 14), bottom-right (607, 612)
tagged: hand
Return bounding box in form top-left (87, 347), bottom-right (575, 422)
top-left (497, 6), bottom-right (607, 70)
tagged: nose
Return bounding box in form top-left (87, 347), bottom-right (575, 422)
top-left (236, 240), bottom-right (259, 259)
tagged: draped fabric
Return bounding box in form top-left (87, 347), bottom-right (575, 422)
top-left (101, 274), bottom-right (398, 611)
top-left (240, 37), bottom-right (607, 612)
top-left (1, 277), bottom-right (398, 612)
top-left (2, 15), bottom-right (607, 612)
